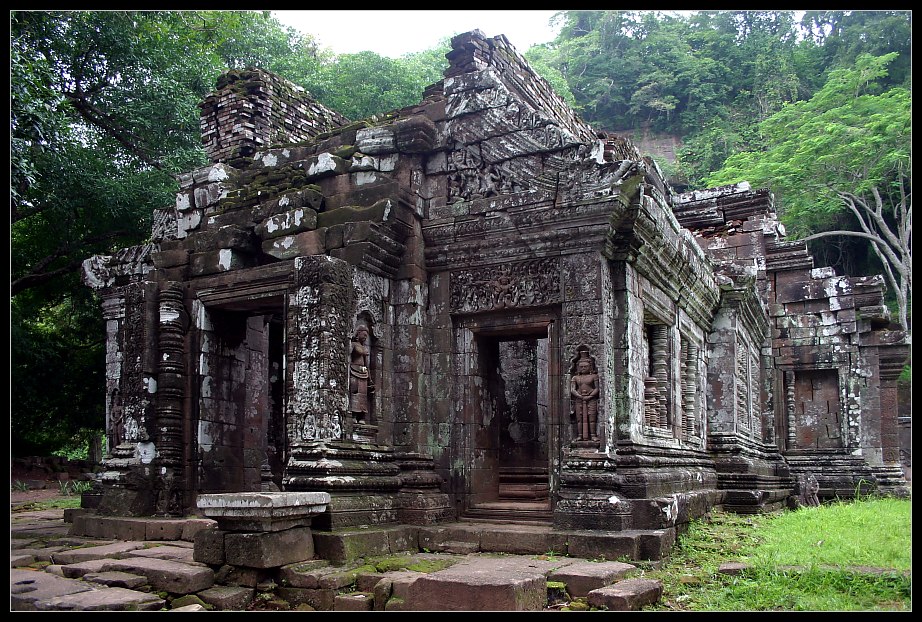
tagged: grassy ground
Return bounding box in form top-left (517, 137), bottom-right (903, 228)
top-left (639, 497), bottom-right (912, 611)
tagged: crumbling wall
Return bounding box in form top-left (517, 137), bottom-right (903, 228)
top-left (200, 68), bottom-right (350, 165)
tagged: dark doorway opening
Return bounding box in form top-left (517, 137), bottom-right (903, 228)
top-left (466, 330), bottom-right (552, 522)
top-left (196, 302), bottom-right (286, 494)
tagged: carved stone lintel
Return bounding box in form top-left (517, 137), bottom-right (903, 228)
top-left (449, 257), bottom-right (560, 314)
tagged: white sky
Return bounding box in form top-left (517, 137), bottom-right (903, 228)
top-left (272, 10), bottom-right (563, 58)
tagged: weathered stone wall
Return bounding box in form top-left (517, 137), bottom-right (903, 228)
top-left (200, 68), bottom-right (350, 165)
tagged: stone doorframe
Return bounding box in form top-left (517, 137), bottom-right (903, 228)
top-left (451, 307), bottom-right (563, 514)
top-left (187, 263), bottom-right (294, 505)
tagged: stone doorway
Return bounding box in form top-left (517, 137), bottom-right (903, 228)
top-left (457, 312), bottom-right (560, 523)
top-left (195, 301), bottom-right (286, 494)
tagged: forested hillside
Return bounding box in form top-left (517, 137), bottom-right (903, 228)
top-left (10, 10), bottom-right (910, 456)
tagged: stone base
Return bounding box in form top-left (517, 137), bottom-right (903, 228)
top-left (784, 450), bottom-right (877, 500)
top-left (869, 464), bottom-right (911, 498)
top-left (225, 526), bottom-right (315, 568)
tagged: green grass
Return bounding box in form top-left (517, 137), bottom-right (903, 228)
top-left (643, 498), bottom-right (911, 611)
top-left (11, 497), bottom-right (83, 512)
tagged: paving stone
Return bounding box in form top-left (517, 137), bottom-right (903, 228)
top-left (586, 578), bottom-right (663, 611)
top-left (52, 541), bottom-right (147, 565)
top-left (35, 586), bottom-right (165, 611)
top-left (82, 570), bottom-right (148, 589)
top-left (128, 545), bottom-right (196, 561)
top-left (11, 568), bottom-right (93, 611)
top-left (103, 556), bottom-right (215, 594)
top-left (61, 558), bottom-right (115, 578)
top-left (12, 553), bottom-right (36, 567)
top-left (13, 546), bottom-right (67, 563)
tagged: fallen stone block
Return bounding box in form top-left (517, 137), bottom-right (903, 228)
top-left (718, 561), bottom-right (750, 576)
top-left (335, 592), bottom-right (374, 611)
top-left (198, 585), bottom-right (255, 610)
top-left (276, 586), bottom-right (335, 611)
top-left (103, 557), bottom-right (215, 594)
top-left (587, 578), bottom-right (663, 611)
top-left (404, 556), bottom-right (549, 611)
top-left (548, 560), bottom-right (637, 597)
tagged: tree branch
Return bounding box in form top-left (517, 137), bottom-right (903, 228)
top-left (63, 92), bottom-right (165, 171)
top-left (11, 229), bottom-right (134, 297)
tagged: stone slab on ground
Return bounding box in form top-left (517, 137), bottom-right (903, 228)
top-left (128, 545), bottom-right (196, 562)
top-left (13, 545), bottom-right (67, 563)
top-left (103, 556), bottom-right (215, 594)
top-left (718, 561), bottom-right (750, 575)
top-left (11, 568), bottom-right (93, 611)
top-left (60, 558), bottom-right (113, 578)
top-left (403, 555), bottom-right (568, 611)
top-left (547, 560), bottom-right (637, 597)
top-left (82, 570), bottom-right (148, 589)
top-left (586, 578), bottom-right (663, 611)
top-left (35, 586), bottom-right (165, 611)
top-left (52, 541), bottom-right (147, 565)
top-left (12, 553), bottom-right (36, 567)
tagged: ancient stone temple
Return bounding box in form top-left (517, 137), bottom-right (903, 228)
top-left (82, 30), bottom-right (909, 544)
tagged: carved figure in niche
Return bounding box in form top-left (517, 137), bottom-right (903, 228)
top-left (349, 324), bottom-right (374, 424)
top-left (569, 348), bottom-right (600, 442)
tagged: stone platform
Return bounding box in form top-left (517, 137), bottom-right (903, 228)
top-left (13, 506), bottom-right (670, 611)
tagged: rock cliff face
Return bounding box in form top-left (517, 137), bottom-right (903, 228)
top-left (82, 29), bottom-right (908, 531)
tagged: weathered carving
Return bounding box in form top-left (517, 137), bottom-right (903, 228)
top-left (449, 257), bottom-right (560, 313)
top-left (156, 282), bottom-right (189, 467)
top-left (569, 347), bottom-right (600, 442)
top-left (797, 473), bottom-right (820, 507)
top-left (349, 323), bottom-right (374, 425)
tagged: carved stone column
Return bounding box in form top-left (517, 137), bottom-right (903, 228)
top-left (650, 325), bottom-right (669, 427)
top-left (785, 371), bottom-right (796, 448)
top-left (682, 344), bottom-right (699, 439)
top-left (154, 282), bottom-right (189, 515)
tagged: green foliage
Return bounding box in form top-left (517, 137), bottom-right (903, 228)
top-left (12, 481), bottom-right (31, 492)
top-left (58, 480), bottom-right (94, 496)
top-left (302, 47), bottom-right (448, 121)
top-left (704, 52), bottom-right (911, 328)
